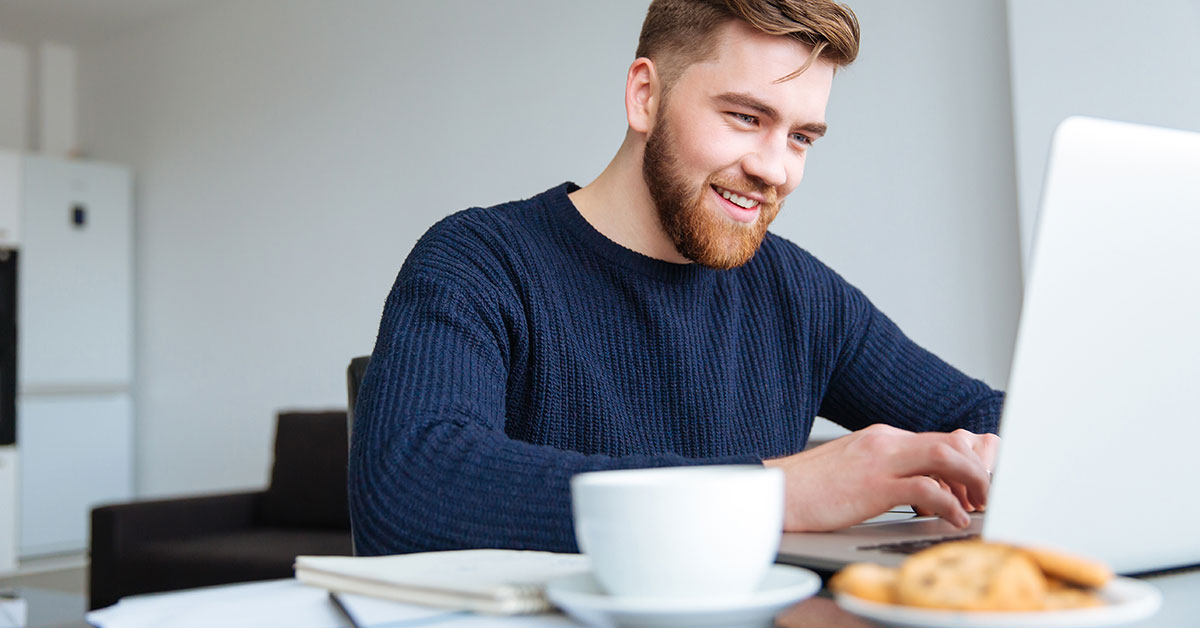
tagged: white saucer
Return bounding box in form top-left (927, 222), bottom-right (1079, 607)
top-left (544, 564), bottom-right (821, 628)
top-left (835, 576), bottom-right (1162, 628)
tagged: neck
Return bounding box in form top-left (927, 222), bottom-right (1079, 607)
top-left (568, 133), bottom-right (691, 264)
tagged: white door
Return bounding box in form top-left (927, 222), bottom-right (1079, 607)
top-left (0, 446), bottom-right (16, 571)
top-left (0, 150), bottom-right (19, 247)
top-left (17, 394), bottom-right (133, 556)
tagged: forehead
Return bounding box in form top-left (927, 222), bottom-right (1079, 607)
top-left (671, 20), bottom-right (835, 120)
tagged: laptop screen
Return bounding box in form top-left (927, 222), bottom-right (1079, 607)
top-left (984, 117), bottom-right (1200, 574)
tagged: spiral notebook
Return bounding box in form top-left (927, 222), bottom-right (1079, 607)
top-left (294, 549), bottom-right (589, 615)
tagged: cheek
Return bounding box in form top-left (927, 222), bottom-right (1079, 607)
top-left (781, 158), bottom-right (807, 195)
top-left (675, 121), bottom-right (752, 172)
top-left (679, 132), bottom-right (731, 171)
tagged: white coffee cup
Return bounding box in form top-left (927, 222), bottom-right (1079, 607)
top-left (570, 465), bottom-right (784, 600)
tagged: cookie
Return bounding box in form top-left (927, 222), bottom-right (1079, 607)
top-left (896, 541), bottom-right (1047, 611)
top-left (829, 562), bottom-right (899, 604)
top-left (1021, 546), bottom-right (1114, 589)
top-left (1043, 579), bottom-right (1106, 610)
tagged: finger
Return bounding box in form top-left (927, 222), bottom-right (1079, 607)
top-left (974, 432), bottom-right (1001, 472)
top-left (947, 480), bottom-right (974, 512)
top-left (958, 431), bottom-right (997, 510)
top-left (955, 432), bottom-right (1003, 470)
top-left (896, 476), bottom-right (970, 528)
top-left (916, 478), bottom-right (971, 515)
top-left (891, 439), bottom-right (990, 509)
top-left (931, 477), bottom-right (972, 512)
top-left (933, 476), bottom-right (972, 511)
top-left (910, 475), bottom-right (939, 517)
top-left (949, 429), bottom-right (991, 469)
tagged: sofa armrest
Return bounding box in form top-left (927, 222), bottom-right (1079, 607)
top-left (92, 491), bottom-right (263, 550)
top-left (89, 491), bottom-right (263, 609)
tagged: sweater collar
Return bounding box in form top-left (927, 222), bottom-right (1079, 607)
top-left (543, 182), bottom-right (721, 284)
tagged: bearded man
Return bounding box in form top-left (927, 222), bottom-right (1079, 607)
top-left (349, 0), bottom-right (1002, 556)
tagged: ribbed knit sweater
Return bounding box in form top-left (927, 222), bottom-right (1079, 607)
top-left (349, 182), bottom-right (1002, 556)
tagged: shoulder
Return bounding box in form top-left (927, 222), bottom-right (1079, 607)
top-left (401, 186), bottom-right (562, 287)
top-left (415, 196), bottom-right (541, 262)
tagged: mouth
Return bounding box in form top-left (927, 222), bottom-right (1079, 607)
top-left (710, 184), bottom-right (761, 223)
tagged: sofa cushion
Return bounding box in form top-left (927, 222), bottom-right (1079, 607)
top-left (258, 411), bottom-right (351, 528)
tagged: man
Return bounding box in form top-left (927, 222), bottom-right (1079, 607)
top-left (350, 0), bottom-right (1001, 556)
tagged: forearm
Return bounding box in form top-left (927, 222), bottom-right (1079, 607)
top-left (819, 304), bottom-right (1003, 435)
top-left (348, 411), bottom-right (757, 555)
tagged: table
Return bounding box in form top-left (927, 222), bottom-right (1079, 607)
top-left (83, 567), bottom-right (1200, 628)
top-left (0, 586), bottom-right (88, 628)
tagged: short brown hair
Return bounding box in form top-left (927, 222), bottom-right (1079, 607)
top-left (636, 0), bottom-right (860, 90)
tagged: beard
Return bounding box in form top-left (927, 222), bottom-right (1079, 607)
top-left (642, 112), bottom-right (782, 270)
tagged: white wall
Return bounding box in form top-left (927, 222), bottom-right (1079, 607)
top-left (1006, 0), bottom-right (1200, 268)
top-left (781, 0), bottom-right (1022, 392)
top-left (38, 42), bottom-right (78, 156)
top-left (0, 40), bottom-right (29, 151)
top-left (78, 0), bottom-right (1023, 497)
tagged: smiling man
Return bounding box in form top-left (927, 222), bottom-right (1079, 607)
top-left (350, 0), bottom-right (1003, 556)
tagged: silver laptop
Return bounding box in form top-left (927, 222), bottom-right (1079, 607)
top-left (777, 117), bottom-right (1200, 576)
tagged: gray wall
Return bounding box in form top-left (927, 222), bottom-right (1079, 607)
top-left (1007, 0), bottom-right (1200, 267)
top-left (785, 0), bottom-right (1022, 400)
top-left (77, 0), bottom-right (1023, 497)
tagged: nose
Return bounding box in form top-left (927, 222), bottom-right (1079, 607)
top-left (740, 138), bottom-right (788, 189)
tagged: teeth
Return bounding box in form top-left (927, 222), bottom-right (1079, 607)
top-left (716, 186), bottom-right (759, 210)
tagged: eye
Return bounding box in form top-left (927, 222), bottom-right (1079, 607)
top-left (791, 133), bottom-right (815, 147)
top-left (728, 112), bottom-right (758, 126)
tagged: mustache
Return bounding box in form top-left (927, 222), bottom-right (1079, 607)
top-left (707, 176), bottom-right (779, 206)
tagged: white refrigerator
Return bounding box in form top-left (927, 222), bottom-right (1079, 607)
top-left (0, 151), bottom-right (134, 561)
top-left (0, 150), bottom-right (20, 571)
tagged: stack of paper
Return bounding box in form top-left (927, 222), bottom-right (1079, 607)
top-left (294, 550), bottom-right (590, 615)
top-left (86, 578), bottom-right (579, 628)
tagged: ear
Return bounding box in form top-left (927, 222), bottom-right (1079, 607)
top-left (625, 57), bottom-right (660, 135)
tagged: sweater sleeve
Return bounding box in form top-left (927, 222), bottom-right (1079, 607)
top-left (348, 232), bottom-right (756, 555)
top-left (816, 281), bottom-right (1003, 436)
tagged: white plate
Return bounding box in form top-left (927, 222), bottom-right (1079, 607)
top-left (835, 576), bottom-right (1162, 628)
top-left (545, 564), bottom-right (821, 628)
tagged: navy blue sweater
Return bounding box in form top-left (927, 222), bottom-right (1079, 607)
top-left (349, 182), bottom-right (1002, 555)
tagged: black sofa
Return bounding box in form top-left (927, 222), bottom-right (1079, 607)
top-left (89, 410), bottom-right (353, 610)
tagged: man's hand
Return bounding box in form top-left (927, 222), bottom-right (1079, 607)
top-left (912, 428), bottom-right (999, 517)
top-left (763, 424), bottom-right (999, 532)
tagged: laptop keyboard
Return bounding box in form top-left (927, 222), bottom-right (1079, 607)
top-left (858, 533), bottom-right (979, 555)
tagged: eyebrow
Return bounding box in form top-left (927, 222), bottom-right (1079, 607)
top-left (714, 92), bottom-right (828, 138)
